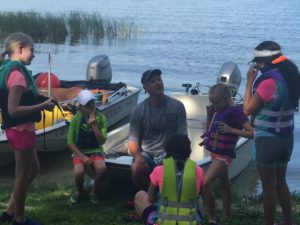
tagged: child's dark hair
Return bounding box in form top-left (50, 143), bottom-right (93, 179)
top-left (165, 134), bottom-right (192, 170)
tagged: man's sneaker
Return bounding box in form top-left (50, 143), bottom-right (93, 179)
top-left (0, 211), bottom-right (13, 222)
top-left (89, 192), bottom-right (99, 204)
top-left (68, 193), bottom-right (82, 205)
top-left (12, 218), bottom-right (42, 225)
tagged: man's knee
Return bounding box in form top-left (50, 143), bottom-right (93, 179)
top-left (132, 163), bottom-right (149, 177)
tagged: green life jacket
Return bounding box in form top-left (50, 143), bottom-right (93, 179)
top-left (71, 111), bottom-right (106, 153)
top-left (158, 157), bottom-right (197, 225)
top-left (0, 60), bottom-right (41, 129)
top-left (0, 60), bottom-right (38, 94)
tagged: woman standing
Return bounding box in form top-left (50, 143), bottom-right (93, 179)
top-left (243, 41), bottom-right (300, 225)
top-left (0, 33), bottom-right (54, 225)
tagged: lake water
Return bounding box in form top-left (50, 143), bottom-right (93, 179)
top-left (1, 0), bottom-right (300, 193)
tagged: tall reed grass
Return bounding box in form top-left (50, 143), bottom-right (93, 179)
top-left (0, 11), bottom-right (137, 44)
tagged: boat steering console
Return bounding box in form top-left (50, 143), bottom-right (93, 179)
top-left (182, 82), bottom-right (210, 95)
top-left (181, 61), bottom-right (243, 102)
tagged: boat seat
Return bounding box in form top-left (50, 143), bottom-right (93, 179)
top-left (95, 89), bottom-right (113, 103)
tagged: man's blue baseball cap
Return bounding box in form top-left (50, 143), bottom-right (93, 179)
top-left (141, 69), bottom-right (162, 85)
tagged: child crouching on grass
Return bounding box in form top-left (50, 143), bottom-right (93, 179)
top-left (134, 133), bottom-right (205, 225)
top-left (67, 89), bottom-right (107, 204)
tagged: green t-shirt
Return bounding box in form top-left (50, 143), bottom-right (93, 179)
top-left (67, 111), bottom-right (107, 154)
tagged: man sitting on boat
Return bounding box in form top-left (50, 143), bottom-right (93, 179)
top-left (67, 89), bottom-right (107, 204)
top-left (128, 69), bottom-right (187, 191)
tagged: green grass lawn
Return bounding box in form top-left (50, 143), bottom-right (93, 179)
top-left (1, 178), bottom-right (299, 225)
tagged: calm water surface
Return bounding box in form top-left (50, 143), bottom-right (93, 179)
top-left (1, 0), bottom-right (299, 193)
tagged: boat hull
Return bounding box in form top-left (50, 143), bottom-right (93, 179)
top-left (103, 122), bottom-right (253, 181)
top-left (102, 93), bottom-right (254, 181)
top-left (0, 85), bottom-right (140, 166)
top-left (98, 86), bottom-right (140, 128)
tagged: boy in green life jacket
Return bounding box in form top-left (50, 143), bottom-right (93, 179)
top-left (67, 90), bottom-right (107, 204)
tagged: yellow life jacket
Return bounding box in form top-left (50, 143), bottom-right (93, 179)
top-left (158, 157), bottom-right (197, 225)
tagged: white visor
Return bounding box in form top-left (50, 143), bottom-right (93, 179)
top-left (254, 49), bottom-right (281, 57)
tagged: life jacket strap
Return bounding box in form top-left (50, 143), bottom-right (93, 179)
top-left (158, 212), bottom-right (196, 222)
top-left (160, 199), bottom-right (195, 209)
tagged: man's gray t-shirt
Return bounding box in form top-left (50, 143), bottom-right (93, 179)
top-left (129, 95), bottom-right (187, 157)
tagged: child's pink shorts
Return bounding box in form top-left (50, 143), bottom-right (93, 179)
top-left (211, 152), bottom-right (233, 166)
top-left (72, 153), bottom-right (105, 165)
top-left (5, 129), bottom-right (36, 151)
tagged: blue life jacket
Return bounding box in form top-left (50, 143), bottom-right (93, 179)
top-left (252, 70), bottom-right (294, 137)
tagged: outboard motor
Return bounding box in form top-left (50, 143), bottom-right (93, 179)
top-left (216, 61), bottom-right (241, 97)
top-left (86, 54), bottom-right (112, 83)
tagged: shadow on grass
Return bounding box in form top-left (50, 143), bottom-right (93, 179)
top-left (1, 178), bottom-right (300, 225)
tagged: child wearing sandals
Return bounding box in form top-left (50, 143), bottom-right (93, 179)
top-left (67, 89), bottom-right (107, 204)
top-left (134, 133), bottom-right (205, 225)
top-left (200, 83), bottom-right (253, 225)
top-left (0, 33), bottom-right (55, 225)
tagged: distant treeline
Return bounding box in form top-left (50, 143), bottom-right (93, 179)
top-left (0, 11), bottom-right (137, 44)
